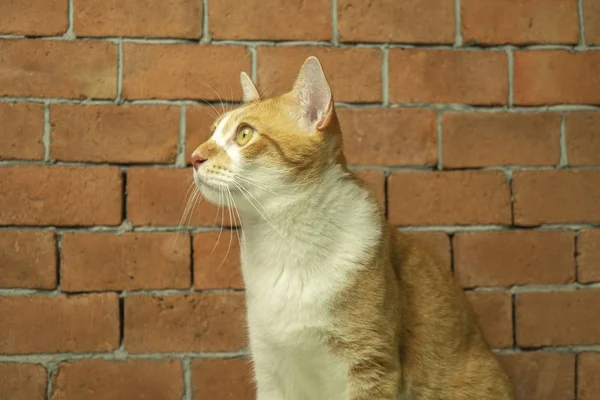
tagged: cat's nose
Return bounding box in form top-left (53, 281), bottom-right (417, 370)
top-left (191, 151), bottom-right (207, 170)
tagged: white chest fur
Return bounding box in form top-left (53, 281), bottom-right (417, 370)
top-left (238, 167), bottom-right (381, 400)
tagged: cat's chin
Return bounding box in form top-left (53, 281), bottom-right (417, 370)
top-left (196, 182), bottom-right (224, 205)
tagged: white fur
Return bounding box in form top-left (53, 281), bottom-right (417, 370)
top-left (238, 166), bottom-right (381, 400)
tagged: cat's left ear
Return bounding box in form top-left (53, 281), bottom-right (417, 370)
top-left (240, 72), bottom-right (260, 102)
top-left (291, 56), bottom-right (334, 132)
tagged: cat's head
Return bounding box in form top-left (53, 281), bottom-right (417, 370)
top-left (191, 56), bottom-right (345, 213)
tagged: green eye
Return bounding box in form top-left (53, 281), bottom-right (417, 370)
top-left (236, 124), bottom-right (254, 146)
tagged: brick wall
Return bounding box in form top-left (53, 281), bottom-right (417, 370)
top-left (0, 0), bottom-right (599, 399)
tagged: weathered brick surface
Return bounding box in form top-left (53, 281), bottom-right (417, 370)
top-left (257, 47), bottom-right (382, 102)
top-left (516, 290), bottom-right (600, 346)
top-left (51, 359), bottom-right (183, 400)
top-left (0, 0), bottom-right (67, 36)
top-left (579, 353), bottom-right (600, 400)
top-left (337, 0), bottom-right (454, 43)
top-left (0, 363), bottom-right (47, 400)
top-left (74, 0), bottom-right (202, 38)
top-left (389, 50), bottom-right (508, 104)
top-left (499, 353), bottom-right (575, 400)
top-left (577, 230), bottom-right (600, 283)
top-left (338, 108), bottom-right (437, 166)
top-left (454, 231), bottom-right (575, 287)
top-left (583, 0), bottom-right (600, 44)
top-left (461, 0), bottom-right (579, 44)
top-left (210, 0), bottom-right (329, 40)
top-left (514, 51), bottom-right (600, 105)
top-left (465, 291), bottom-right (513, 348)
top-left (513, 170), bottom-right (600, 225)
top-left (0, 40), bottom-right (117, 99)
top-left (388, 171), bottom-right (511, 226)
top-left (192, 358), bottom-right (254, 399)
top-left (124, 293), bottom-right (247, 353)
top-left (0, 103), bottom-right (45, 161)
top-left (0, 230), bottom-right (56, 289)
top-left (442, 112), bottom-right (561, 167)
top-left (2, 0), bottom-right (599, 395)
top-left (0, 166), bottom-right (122, 226)
top-left (51, 105), bottom-right (180, 163)
top-left (0, 294), bottom-right (119, 354)
top-left (61, 232), bottom-right (191, 291)
top-left (565, 112), bottom-right (600, 166)
top-left (123, 44), bottom-right (250, 100)
top-left (126, 167), bottom-right (229, 227)
top-left (194, 232), bottom-right (243, 290)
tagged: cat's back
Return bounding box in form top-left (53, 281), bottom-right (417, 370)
top-left (391, 231), bottom-right (514, 399)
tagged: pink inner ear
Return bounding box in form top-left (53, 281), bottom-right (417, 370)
top-left (292, 58), bottom-right (333, 130)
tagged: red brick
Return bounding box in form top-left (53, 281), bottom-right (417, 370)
top-left (0, 166), bottom-right (122, 226)
top-left (584, 0), bottom-right (600, 44)
top-left (0, 231), bottom-right (56, 289)
top-left (123, 44), bottom-right (250, 100)
top-left (192, 358), bottom-right (254, 400)
top-left (194, 232), bottom-right (243, 290)
top-left (499, 352), bottom-right (575, 400)
top-left (462, 0), bottom-right (579, 44)
top-left (578, 230), bottom-right (600, 283)
top-left (388, 171), bottom-right (511, 226)
top-left (62, 232), bottom-right (191, 291)
top-left (517, 290), bottom-right (600, 346)
top-left (257, 47), bottom-right (382, 103)
top-left (565, 112), bottom-right (600, 166)
top-left (210, 0), bottom-right (329, 40)
top-left (353, 169), bottom-right (386, 208)
top-left (51, 359), bottom-right (183, 400)
top-left (51, 105), bottom-right (180, 163)
top-left (454, 231), bottom-right (575, 287)
top-left (442, 112), bottom-right (561, 167)
top-left (0, 103), bottom-right (44, 161)
top-left (402, 231), bottom-right (452, 270)
top-left (0, 294), bottom-right (119, 354)
top-left (74, 0), bottom-right (202, 38)
top-left (186, 105), bottom-right (222, 164)
top-left (514, 51), bottom-right (600, 105)
top-left (0, 0), bottom-right (67, 36)
top-left (465, 291), bottom-right (513, 348)
top-left (0, 40), bottom-right (117, 99)
top-left (389, 50), bottom-right (508, 105)
top-left (124, 293), bottom-right (246, 353)
top-left (513, 170), bottom-right (600, 225)
top-left (127, 167), bottom-right (232, 227)
top-left (0, 363), bottom-right (47, 400)
top-left (337, 0), bottom-right (454, 43)
top-left (338, 108), bottom-right (437, 166)
top-left (579, 353), bottom-right (600, 400)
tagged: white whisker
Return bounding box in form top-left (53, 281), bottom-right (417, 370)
top-left (217, 187), bottom-right (235, 272)
top-left (233, 175), bottom-right (297, 198)
top-left (231, 180), bottom-right (285, 237)
top-left (186, 187), bottom-right (205, 230)
top-left (210, 189), bottom-right (225, 257)
top-left (228, 188), bottom-right (246, 264)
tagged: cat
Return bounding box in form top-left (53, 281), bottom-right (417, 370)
top-left (190, 56), bottom-right (514, 400)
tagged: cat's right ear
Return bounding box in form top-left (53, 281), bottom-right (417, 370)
top-left (291, 56), bottom-right (334, 132)
top-left (240, 72), bottom-right (260, 102)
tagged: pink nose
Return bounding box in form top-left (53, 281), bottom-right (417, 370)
top-left (191, 152), bottom-right (207, 170)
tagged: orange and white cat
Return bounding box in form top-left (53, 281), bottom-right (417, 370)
top-left (190, 57), bottom-right (514, 400)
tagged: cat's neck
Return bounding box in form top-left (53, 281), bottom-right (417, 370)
top-left (237, 164), bottom-right (381, 242)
